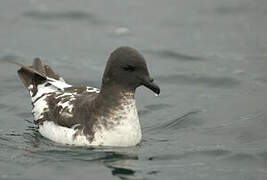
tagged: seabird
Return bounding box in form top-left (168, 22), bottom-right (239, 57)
top-left (10, 46), bottom-right (160, 147)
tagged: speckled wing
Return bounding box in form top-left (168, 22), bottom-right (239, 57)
top-left (7, 57), bottom-right (100, 127)
top-left (31, 82), bottom-right (100, 127)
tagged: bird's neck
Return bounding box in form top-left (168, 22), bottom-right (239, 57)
top-left (96, 84), bottom-right (135, 110)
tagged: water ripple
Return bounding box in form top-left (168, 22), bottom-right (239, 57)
top-left (23, 10), bottom-right (103, 24)
top-left (146, 111), bottom-right (201, 133)
top-left (145, 49), bottom-right (203, 61)
top-left (157, 74), bottom-right (240, 88)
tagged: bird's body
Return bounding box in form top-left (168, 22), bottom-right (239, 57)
top-left (31, 80), bottom-right (141, 146)
top-left (11, 47), bottom-right (159, 147)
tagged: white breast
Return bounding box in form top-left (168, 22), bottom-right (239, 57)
top-left (93, 99), bottom-right (142, 146)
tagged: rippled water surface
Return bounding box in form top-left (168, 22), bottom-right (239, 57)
top-left (1, 0), bottom-right (267, 179)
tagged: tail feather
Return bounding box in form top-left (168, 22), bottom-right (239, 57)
top-left (30, 58), bottom-right (61, 80)
top-left (17, 68), bottom-right (46, 96)
top-left (32, 58), bottom-right (46, 76)
top-left (4, 57), bottom-right (68, 95)
top-left (44, 64), bottom-right (61, 81)
top-left (4, 58), bottom-right (46, 79)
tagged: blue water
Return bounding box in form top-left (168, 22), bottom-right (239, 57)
top-left (1, 0), bottom-right (267, 179)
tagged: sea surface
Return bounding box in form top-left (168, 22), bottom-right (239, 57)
top-left (1, 0), bottom-right (267, 179)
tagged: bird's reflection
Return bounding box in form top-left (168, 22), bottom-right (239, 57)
top-left (94, 146), bottom-right (143, 180)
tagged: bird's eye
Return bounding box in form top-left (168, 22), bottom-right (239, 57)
top-left (123, 65), bottom-right (136, 72)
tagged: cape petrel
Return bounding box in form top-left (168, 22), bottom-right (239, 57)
top-left (10, 46), bottom-right (160, 147)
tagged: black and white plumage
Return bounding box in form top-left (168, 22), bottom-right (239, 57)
top-left (11, 46), bottom-right (160, 147)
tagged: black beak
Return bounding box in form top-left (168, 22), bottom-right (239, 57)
top-left (142, 76), bottom-right (160, 95)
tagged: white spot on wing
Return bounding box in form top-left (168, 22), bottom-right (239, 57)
top-left (55, 92), bottom-right (74, 99)
top-left (31, 83), bottom-right (58, 102)
top-left (32, 94), bottom-right (49, 120)
top-left (47, 77), bottom-right (72, 90)
top-left (71, 124), bottom-right (81, 129)
top-left (31, 82), bottom-right (60, 120)
top-left (59, 77), bottom-right (65, 82)
top-left (57, 100), bottom-right (74, 114)
top-left (28, 84), bottom-right (33, 90)
top-left (86, 87), bottom-right (100, 93)
top-left (30, 77), bottom-right (73, 121)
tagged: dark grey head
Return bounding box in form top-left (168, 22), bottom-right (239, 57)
top-left (101, 46), bottom-right (160, 95)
